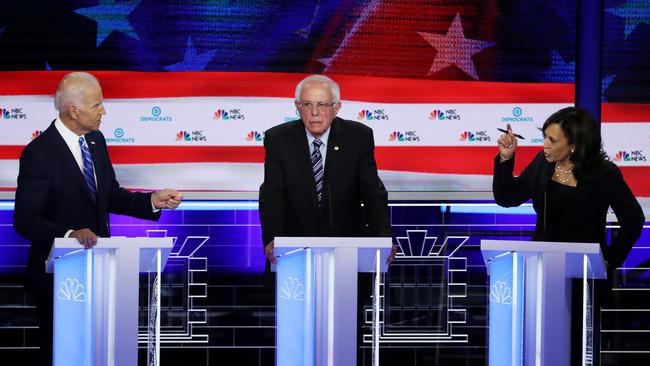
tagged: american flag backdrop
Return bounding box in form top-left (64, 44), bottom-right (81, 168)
top-left (0, 0), bottom-right (648, 196)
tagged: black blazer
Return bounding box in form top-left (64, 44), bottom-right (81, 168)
top-left (259, 117), bottom-right (392, 246)
top-left (493, 151), bottom-right (644, 269)
top-left (14, 122), bottom-right (160, 285)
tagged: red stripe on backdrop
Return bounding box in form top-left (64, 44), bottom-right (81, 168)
top-left (1, 145), bottom-right (647, 196)
top-left (0, 146), bottom-right (24, 159)
top-left (375, 146), bottom-right (541, 175)
top-left (0, 145), bottom-right (265, 162)
top-left (108, 146), bottom-right (265, 164)
top-left (602, 103), bottom-right (650, 122)
top-left (0, 71), bottom-right (574, 103)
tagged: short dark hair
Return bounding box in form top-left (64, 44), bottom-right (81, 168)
top-left (542, 107), bottom-right (609, 181)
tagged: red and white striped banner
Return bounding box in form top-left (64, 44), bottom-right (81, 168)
top-left (1, 72), bottom-right (648, 196)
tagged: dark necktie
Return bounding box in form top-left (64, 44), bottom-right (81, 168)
top-left (311, 139), bottom-right (324, 205)
top-left (78, 136), bottom-right (97, 203)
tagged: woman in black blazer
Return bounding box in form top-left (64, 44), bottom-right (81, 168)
top-left (493, 106), bottom-right (644, 270)
top-left (493, 106), bottom-right (645, 364)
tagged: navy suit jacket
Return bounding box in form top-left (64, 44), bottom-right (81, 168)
top-left (259, 117), bottom-right (392, 247)
top-left (14, 121), bottom-right (160, 285)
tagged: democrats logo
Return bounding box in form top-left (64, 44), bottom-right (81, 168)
top-left (284, 109), bottom-right (302, 122)
top-left (429, 109), bottom-right (460, 121)
top-left (246, 131), bottom-right (264, 142)
top-left (106, 128), bottom-right (135, 144)
top-left (613, 150), bottom-right (646, 162)
top-left (214, 108), bottom-right (245, 120)
top-left (176, 130), bottom-right (206, 142)
top-left (0, 107), bottom-right (27, 120)
top-left (389, 131), bottom-right (420, 142)
top-left (31, 130), bottom-right (43, 140)
top-left (140, 106), bottom-right (173, 122)
top-left (460, 130), bottom-right (491, 142)
top-left (358, 109), bottom-right (389, 121)
top-left (501, 106), bottom-right (533, 123)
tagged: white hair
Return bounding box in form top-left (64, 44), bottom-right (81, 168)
top-left (294, 74), bottom-right (340, 102)
top-left (54, 72), bottom-right (100, 112)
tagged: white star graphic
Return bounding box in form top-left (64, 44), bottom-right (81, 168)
top-left (417, 14), bottom-right (494, 80)
top-left (75, 0), bottom-right (141, 47)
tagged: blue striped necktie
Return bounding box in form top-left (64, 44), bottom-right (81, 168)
top-left (311, 139), bottom-right (324, 205)
top-left (78, 137), bottom-right (97, 203)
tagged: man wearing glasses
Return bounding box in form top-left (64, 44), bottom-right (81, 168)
top-left (259, 74), bottom-right (393, 265)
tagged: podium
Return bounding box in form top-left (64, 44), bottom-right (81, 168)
top-left (46, 237), bottom-right (174, 366)
top-left (274, 237), bottom-right (393, 366)
top-left (480, 240), bottom-right (607, 366)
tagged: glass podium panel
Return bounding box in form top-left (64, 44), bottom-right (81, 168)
top-left (276, 248), bottom-right (315, 366)
top-left (53, 249), bottom-right (93, 366)
top-left (582, 254), bottom-right (595, 366)
top-left (487, 252), bottom-right (524, 366)
top-left (145, 249), bottom-right (162, 366)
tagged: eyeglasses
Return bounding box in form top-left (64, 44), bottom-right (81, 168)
top-left (297, 101), bottom-right (338, 111)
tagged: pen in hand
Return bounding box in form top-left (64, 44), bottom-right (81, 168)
top-left (497, 128), bottom-right (525, 140)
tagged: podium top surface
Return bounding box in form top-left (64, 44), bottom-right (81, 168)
top-left (51, 237), bottom-right (174, 250)
top-left (46, 237), bottom-right (174, 273)
top-left (274, 236), bottom-right (393, 273)
top-left (275, 236), bottom-right (392, 249)
top-left (480, 239), bottom-right (607, 279)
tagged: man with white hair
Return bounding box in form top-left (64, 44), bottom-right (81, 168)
top-left (13, 72), bottom-right (182, 365)
top-left (259, 74), bottom-right (393, 264)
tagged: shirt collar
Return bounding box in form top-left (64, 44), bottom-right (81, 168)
top-left (305, 126), bottom-right (330, 148)
top-left (54, 117), bottom-right (85, 146)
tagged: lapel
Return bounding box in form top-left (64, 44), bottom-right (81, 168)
top-left (46, 122), bottom-right (96, 205)
top-left (323, 117), bottom-right (342, 185)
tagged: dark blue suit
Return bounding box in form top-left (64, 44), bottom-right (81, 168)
top-left (13, 121), bottom-right (160, 365)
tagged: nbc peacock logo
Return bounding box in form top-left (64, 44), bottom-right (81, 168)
top-left (213, 108), bottom-right (245, 120)
top-left (358, 110), bottom-right (372, 120)
top-left (31, 130), bottom-right (42, 140)
top-left (0, 107), bottom-right (27, 120)
top-left (246, 131), bottom-right (263, 142)
top-left (214, 109), bottom-right (229, 120)
top-left (429, 108), bottom-right (460, 121)
top-left (459, 131), bottom-right (475, 142)
top-left (358, 109), bottom-right (389, 121)
top-left (613, 150), bottom-right (646, 162)
top-left (614, 151), bottom-right (630, 162)
top-left (430, 110), bottom-right (445, 120)
top-left (176, 131), bottom-right (191, 141)
top-left (389, 131), bottom-right (404, 142)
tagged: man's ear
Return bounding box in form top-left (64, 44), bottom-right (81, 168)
top-left (67, 105), bottom-right (78, 120)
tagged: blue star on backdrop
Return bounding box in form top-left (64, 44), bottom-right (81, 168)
top-left (163, 39), bottom-right (217, 72)
top-left (75, 0), bottom-right (141, 47)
